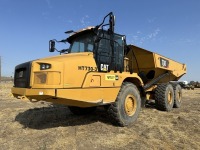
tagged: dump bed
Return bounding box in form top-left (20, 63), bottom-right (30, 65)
top-left (126, 45), bottom-right (186, 84)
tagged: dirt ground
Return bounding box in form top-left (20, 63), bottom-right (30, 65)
top-left (0, 82), bottom-right (199, 150)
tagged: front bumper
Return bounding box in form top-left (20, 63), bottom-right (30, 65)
top-left (11, 87), bottom-right (55, 99)
top-left (11, 87), bottom-right (118, 107)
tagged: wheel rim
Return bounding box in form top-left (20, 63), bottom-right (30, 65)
top-left (125, 94), bottom-right (137, 116)
top-left (167, 91), bottom-right (173, 104)
top-left (177, 90), bottom-right (181, 102)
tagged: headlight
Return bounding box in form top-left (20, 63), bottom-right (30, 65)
top-left (40, 63), bottom-right (51, 70)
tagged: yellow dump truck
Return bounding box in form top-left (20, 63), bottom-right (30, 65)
top-left (12, 12), bottom-right (186, 126)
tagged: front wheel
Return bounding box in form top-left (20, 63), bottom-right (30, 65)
top-left (108, 82), bottom-right (141, 126)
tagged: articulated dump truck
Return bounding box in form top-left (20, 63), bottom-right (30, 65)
top-left (12, 12), bottom-right (186, 126)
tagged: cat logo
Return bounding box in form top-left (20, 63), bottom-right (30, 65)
top-left (100, 64), bottom-right (109, 71)
top-left (160, 57), bottom-right (169, 68)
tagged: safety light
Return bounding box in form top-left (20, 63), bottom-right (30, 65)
top-left (40, 63), bottom-right (51, 70)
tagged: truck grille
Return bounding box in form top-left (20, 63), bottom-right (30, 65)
top-left (34, 72), bottom-right (47, 84)
top-left (14, 61), bottom-right (32, 88)
top-left (33, 72), bottom-right (61, 85)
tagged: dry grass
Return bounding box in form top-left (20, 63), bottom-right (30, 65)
top-left (0, 83), bottom-right (200, 150)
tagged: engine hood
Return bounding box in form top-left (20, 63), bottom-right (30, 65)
top-left (31, 52), bottom-right (97, 89)
top-left (35, 52), bottom-right (94, 63)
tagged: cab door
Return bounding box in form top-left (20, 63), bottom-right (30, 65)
top-left (95, 32), bottom-right (124, 73)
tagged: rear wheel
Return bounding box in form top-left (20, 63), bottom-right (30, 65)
top-left (108, 82), bottom-right (141, 126)
top-left (173, 84), bottom-right (182, 108)
top-left (155, 83), bottom-right (174, 111)
top-left (68, 106), bottom-right (97, 115)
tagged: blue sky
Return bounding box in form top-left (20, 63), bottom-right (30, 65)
top-left (0, 0), bottom-right (200, 81)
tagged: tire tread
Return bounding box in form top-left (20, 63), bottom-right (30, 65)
top-left (155, 83), bottom-right (174, 111)
top-left (108, 82), bottom-right (141, 126)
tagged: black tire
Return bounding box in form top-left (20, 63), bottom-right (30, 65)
top-left (103, 104), bottom-right (110, 111)
top-left (108, 82), bottom-right (141, 127)
top-left (155, 83), bottom-right (174, 111)
top-left (68, 106), bottom-right (96, 115)
top-left (172, 84), bottom-right (182, 108)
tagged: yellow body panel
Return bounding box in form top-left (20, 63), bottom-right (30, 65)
top-left (12, 45), bottom-right (186, 107)
top-left (12, 71), bottom-right (142, 107)
top-left (12, 51), bottom-right (143, 107)
top-left (127, 45), bottom-right (186, 83)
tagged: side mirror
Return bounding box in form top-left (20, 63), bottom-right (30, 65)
top-left (49, 40), bottom-right (55, 52)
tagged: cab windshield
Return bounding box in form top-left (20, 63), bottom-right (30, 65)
top-left (69, 33), bottom-right (95, 53)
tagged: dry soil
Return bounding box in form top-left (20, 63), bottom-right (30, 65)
top-left (0, 83), bottom-right (200, 150)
